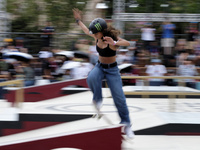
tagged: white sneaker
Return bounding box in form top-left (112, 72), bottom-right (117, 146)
top-left (124, 125), bottom-right (135, 139)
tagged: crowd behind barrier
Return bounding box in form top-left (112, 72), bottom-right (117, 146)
top-left (0, 22), bottom-right (200, 93)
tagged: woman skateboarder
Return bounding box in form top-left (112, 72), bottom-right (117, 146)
top-left (72, 8), bottom-right (134, 139)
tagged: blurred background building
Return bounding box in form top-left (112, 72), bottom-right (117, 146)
top-left (0, 0), bottom-right (11, 46)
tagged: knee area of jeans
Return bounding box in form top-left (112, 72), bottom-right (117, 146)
top-left (87, 75), bottom-right (96, 82)
top-left (114, 99), bottom-right (127, 107)
top-left (86, 77), bottom-right (93, 84)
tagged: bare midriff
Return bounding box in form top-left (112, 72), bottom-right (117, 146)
top-left (98, 55), bottom-right (117, 64)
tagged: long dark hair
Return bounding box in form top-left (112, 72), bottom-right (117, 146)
top-left (102, 25), bottom-right (121, 41)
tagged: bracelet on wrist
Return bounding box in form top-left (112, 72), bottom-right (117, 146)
top-left (76, 19), bottom-right (80, 25)
top-left (113, 41), bottom-right (117, 45)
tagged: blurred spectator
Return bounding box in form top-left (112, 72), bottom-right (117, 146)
top-left (120, 64), bottom-right (140, 85)
top-left (193, 39), bottom-right (200, 66)
top-left (164, 70), bottom-right (177, 86)
top-left (42, 54), bottom-right (73, 81)
top-left (3, 38), bottom-right (13, 47)
top-left (61, 61), bottom-right (80, 79)
top-left (0, 54), bottom-right (9, 99)
top-left (193, 38), bottom-right (200, 55)
top-left (177, 58), bottom-right (198, 89)
top-left (186, 22), bottom-right (199, 50)
top-left (53, 57), bottom-right (66, 80)
top-left (61, 59), bottom-right (93, 80)
top-left (40, 21), bottom-right (55, 47)
top-left (1, 46), bottom-right (19, 56)
top-left (176, 48), bottom-right (197, 67)
top-left (174, 39), bottom-right (188, 66)
top-left (0, 79), bottom-right (6, 99)
top-left (17, 61), bottom-right (35, 87)
top-left (30, 57), bottom-right (43, 77)
top-left (5, 59), bottom-right (17, 80)
top-left (134, 48), bottom-right (150, 67)
top-left (127, 41), bottom-right (136, 64)
top-left (62, 69), bottom-right (73, 80)
top-left (163, 55), bottom-right (176, 67)
top-left (44, 56), bottom-right (60, 82)
top-left (19, 48), bottom-right (28, 53)
top-left (161, 20), bottom-right (176, 55)
top-left (145, 59), bottom-right (167, 86)
top-left (0, 53), bottom-right (8, 74)
top-left (39, 47), bottom-right (53, 59)
top-left (75, 39), bottom-right (90, 53)
top-left (132, 42), bottom-right (143, 64)
top-left (71, 62), bottom-right (93, 79)
top-left (117, 49), bottom-right (132, 65)
top-left (176, 49), bottom-right (189, 67)
top-left (38, 47), bottom-right (53, 76)
top-left (141, 22), bottom-right (156, 50)
top-left (147, 41), bottom-right (161, 59)
top-left (174, 39), bottom-right (187, 55)
top-left (15, 37), bottom-right (24, 49)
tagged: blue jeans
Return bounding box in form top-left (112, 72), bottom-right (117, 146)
top-left (87, 62), bottom-right (131, 125)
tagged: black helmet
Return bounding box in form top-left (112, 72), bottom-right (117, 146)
top-left (89, 18), bottom-right (107, 34)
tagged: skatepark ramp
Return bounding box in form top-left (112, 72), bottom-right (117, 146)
top-left (0, 118), bottom-right (123, 150)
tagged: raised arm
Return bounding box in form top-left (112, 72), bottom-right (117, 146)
top-left (103, 36), bottom-right (130, 47)
top-left (72, 8), bottom-right (95, 38)
top-left (115, 37), bottom-right (130, 46)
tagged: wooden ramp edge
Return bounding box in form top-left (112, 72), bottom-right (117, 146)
top-left (0, 118), bottom-right (123, 150)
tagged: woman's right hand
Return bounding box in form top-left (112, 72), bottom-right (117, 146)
top-left (72, 8), bottom-right (95, 38)
top-left (72, 8), bottom-right (82, 20)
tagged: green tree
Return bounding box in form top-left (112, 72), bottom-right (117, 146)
top-left (6, 0), bottom-right (87, 52)
top-left (7, 0), bottom-right (87, 32)
top-left (7, 0), bottom-right (41, 32)
top-left (45, 0), bottom-right (86, 31)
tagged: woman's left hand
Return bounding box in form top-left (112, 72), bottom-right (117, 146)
top-left (103, 36), bottom-right (115, 45)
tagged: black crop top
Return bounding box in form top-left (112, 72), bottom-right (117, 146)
top-left (96, 40), bottom-right (116, 57)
